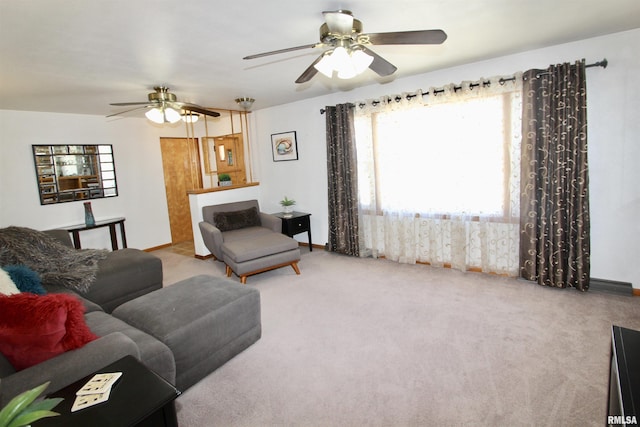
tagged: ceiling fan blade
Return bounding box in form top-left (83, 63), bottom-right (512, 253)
top-left (295, 54), bottom-right (324, 84)
top-left (364, 29), bottom-right (447, 45)
top-left (323, 10), bottom-right (354, 35)
top-left (110, 101), bottom-right (155, 107)
top-left (106, 105), bottom-right (149, 118)
top-left (179, 103), bottom-right (221, 117)
top-left (361, 46), bottom-right (397, 77)
top-left (243, 43), bottom-right (319, 60)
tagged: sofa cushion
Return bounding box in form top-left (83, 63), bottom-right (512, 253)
top-left (222, 232), bottom-right (299, 263)
top-left (84, 311), bottom-right (176, 385)
top-left (0, 353), bottom-right (16, 378)
top-left (2, 265), bottom-right (46, 295)
top-left (214, 207), bottom-right (260, 232)
top-left (43, 284), bottom-right (103, 314)
top-left (81, 249), bottom-right (163, 313)
top-left (0, 293), bottom-right (98, 370)
top-left (221, 226), bottom-right (274, 243)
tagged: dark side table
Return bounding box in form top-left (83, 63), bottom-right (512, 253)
top-left (273, 211), bottom-right (312, 251)
top-left (62, 217), bottom-right (127, 250)
top-left (34, 355), bottom-right (180, 427)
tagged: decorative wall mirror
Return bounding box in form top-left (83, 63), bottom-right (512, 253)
top-left (32, 144), bottom-right (118, 205)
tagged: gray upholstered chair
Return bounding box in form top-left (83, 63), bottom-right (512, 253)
top-left (199, 200), bottom-right (301, 283)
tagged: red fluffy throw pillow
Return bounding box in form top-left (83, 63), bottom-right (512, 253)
top-left (0, 293), bottom-right (98, 370)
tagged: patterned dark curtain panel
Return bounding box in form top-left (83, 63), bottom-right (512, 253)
top-left (325, 104), bottom-right (360, 256)
top-left (520, 61), bottom-right (590, 291)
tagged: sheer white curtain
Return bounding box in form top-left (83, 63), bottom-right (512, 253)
top-left (354, 75), bottom-right (523, 275)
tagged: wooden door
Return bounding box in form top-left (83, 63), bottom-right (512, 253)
top-left (160, 137), bottom-right (202, 244)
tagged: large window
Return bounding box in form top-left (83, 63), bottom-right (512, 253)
top-left (353, 77), bottom-right (522, 274)
top-left (355, 89), bottom-right (520, 218)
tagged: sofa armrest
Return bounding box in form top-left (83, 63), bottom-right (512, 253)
top-left (199, 221), bottom-right (224, 260)
top-left (0, 332), bottom-right (140, 406)
top-left (260, 212), bottom-right (282, 233)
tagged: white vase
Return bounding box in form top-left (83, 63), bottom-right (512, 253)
top-left (283, 205), bottom-right (293, 216)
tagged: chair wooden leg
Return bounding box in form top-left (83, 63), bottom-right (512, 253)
top-left (291, 261), bottom-right (300, 275)
top-left (226, 265), bottom-right (232, 277)
top-left (240, 276), bottom-right (247, 284)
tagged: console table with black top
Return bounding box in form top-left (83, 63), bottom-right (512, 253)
top-left (63, 217), bottom-right (127, 250)
top-left (34, 355), bottom-right (180, 427)
top-left (273, 211), bottom-right (312, 251)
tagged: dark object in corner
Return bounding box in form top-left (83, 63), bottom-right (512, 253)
top-left (608, 326), bottom-right (640, 424)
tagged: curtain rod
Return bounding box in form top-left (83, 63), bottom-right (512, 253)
top-left (320, 58), bottom-right (608, 114)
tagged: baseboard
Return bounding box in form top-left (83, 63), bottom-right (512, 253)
top-left (590, 277), bottom-right (635, 296)
top-left (149, 243), bottom-right (639, 296)
top-left (297, 242), bottom-right (325, 250)
top-left (145, 243), bottom-right (172, 252)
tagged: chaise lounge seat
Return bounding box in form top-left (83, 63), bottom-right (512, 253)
top-left (199, 200), bottom-right (301, 283)
top-left (222, 232), bottom-right (301, 284)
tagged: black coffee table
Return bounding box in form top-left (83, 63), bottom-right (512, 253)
top-left (34, 355), bottom-right (180, 427)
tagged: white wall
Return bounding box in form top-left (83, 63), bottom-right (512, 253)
top-left (252, 29), bottom-right (640, 288)
top-left (252, 103), bottom-right (328, 248)
top-left (1, 29), bottom-right (638, 287)
top-left (0, 112), bottom-right (186, 249)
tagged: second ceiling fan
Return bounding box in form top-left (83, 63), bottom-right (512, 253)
top-left (108, 86), bottom-right (220, 124)
top-left (243, 10), bottom-right (447, 83)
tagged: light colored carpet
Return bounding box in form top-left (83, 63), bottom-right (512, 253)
top-left (152, 248), bottom-right (640, 427)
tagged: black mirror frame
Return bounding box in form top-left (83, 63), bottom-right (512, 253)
top-left (32, 144), bottom-right (118, 205)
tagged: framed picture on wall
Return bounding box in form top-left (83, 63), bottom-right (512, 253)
top-left (271, 131), bottom-right (298, 162)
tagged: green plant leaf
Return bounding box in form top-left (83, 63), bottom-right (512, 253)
top-left (280, 196), bottom-right (295, 206)
top-left (0, 382), bottom-right (50, 427)
top-left (7, 410), bottom-right (60, 427)
top-left (24, 397), bottom-right (63, 413)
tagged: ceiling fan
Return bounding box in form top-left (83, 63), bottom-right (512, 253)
top-left (243, 9), bottom-right (447, 83)
top-left (108, 86), bottom-right (220, 123)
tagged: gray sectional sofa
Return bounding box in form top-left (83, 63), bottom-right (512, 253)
top-left (0, 229), bottom-right (261, 405)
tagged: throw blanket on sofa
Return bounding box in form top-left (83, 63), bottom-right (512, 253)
top-left (0, 226), bottom-right (108, 293)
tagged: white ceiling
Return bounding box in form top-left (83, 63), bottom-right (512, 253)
top-left (1, 0), bottom-right (639, 117)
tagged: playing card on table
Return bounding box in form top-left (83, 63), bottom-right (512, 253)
top-left (76, 372), bottom-right (122, 395)
top-left (71, 387), bottom-right (112, 412)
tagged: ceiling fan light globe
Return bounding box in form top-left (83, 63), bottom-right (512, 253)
top-left (164, 107), bottom-right (182, 123)
top-left (331, 46), bottom-right (350, 66)
top-left (337, 64), bottom-right (357, 79)
top-left (351, 49), bottom-right (373, 74)
top-left (181, 112), bottom-right (199, 123)
top-left (333, 46), bottom-right (367, 79)
top-left (314, 52), bottom-right (336, 78)
top-left (145, 107), bottom-right (165, 124)
top-left (235, 97), bottom-right (255, 111)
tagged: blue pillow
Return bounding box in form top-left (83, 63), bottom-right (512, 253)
top-left (2, 265), bottom-right (46, 295)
